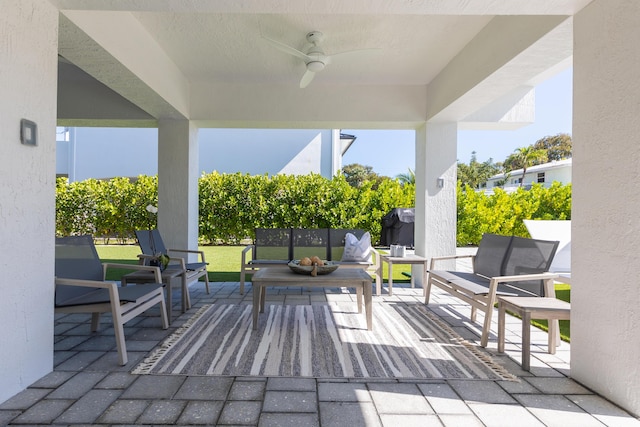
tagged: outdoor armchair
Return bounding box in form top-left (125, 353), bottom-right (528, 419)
top-left (425, 233), bottom-right (560, 348)
top-left (135, 229), bottom-right (210, 294)
top-left (54, 235), bottom-right (168, 365)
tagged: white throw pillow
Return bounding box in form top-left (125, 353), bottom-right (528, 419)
top-left (341, 232), bottom-right (372, 263)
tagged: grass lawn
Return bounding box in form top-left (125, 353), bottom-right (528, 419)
top-left (96, 245), bottom-right (570, 340)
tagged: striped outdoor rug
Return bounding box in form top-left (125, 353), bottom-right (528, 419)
top-left (133, 302), bottom-right (514, 380)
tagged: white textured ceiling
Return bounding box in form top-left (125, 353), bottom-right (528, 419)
top-left (133, 13), bottom-right (491, 86)
top-left (54, 0), bottom-right (591, 128)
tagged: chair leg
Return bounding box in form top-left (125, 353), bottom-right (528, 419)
top-left (159, 295), bottom-right (169, 330)
top-left (109, 306), bottom-right (128, 365)
top-left (240, 268), bottom-right (246, 295)
top-left (165, 283), bottom-right (173, 325)
top-left (181, 275), bottom-right (191, 312)
top-left (548, 318), bottom-right (560, 354)
top-left (480, 308), bottom-right (492, 348)
top-left (203, 270), bottom-right (210, 294)
top-left (90, 312), bottom-right (101, 332)
top-left (424, 276), bottom-right (433, 304)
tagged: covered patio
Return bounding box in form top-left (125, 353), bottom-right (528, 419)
top-left (2, 0), bottom-right (640, 421)
top-left (3, 278), bottom-right (638, 425)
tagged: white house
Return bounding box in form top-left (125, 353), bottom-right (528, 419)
top-left (56, 127), bottom-right (356, 181)
top-left (3, 0), bottom-right (640, 417)
top-left (484, 158), bottom-right (572, 191)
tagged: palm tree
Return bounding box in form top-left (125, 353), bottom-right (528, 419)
top-left (512, 146), bottom-right (547, 187)
top-left (396, 168), bottom-right (415, 185)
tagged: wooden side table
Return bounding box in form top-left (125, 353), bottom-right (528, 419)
top-left (378, 254), bottom-right (427, 296)
top-left (497, 296), bottom-right (571, 371)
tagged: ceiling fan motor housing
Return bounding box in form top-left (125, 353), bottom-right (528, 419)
top-left (306, 60), bottom-right (325, 72)
top-left (263, 29), bottom-right (374, 88)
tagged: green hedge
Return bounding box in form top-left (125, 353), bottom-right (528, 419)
top-left (55, 173), bottom-right (570, 245)
top-left (199, 173), bottom-right (416, 243)
top-left (56, 173), bottom-right (415, 244)
top-left (456, 181), bottom-right (571, 245)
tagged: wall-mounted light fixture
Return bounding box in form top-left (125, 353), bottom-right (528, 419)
top-left (436, 177), bottom-right (444, 188)
top-left (20, 119), bottom-right (37, 146)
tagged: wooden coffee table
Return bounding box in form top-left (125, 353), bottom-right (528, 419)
top-left (251, 268), bottom-right (373, 331)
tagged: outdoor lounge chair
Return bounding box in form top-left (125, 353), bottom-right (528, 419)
top-left (135, 229), bottom-right (210, 294)
top-left (54, 235), bottom-right (168, 365)
top-left (426, 234), bottom-right (559, 347)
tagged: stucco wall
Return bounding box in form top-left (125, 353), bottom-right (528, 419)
top-left (0, 0), bottom-right (58, 403)
top-left (572, 0), bottom-right (640, 416)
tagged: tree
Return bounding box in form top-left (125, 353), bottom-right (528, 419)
top-left (457, 152), bottom-right (501, 189)
top-left (509, 146), bottom-right (547, 186)
top-left (396, 168), bottom-right (415, 185)
top-left (533, 133), bottom-right (572, 161)
top-left (341, 163), bottom-right (386, 189)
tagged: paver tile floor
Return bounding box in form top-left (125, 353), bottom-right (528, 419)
top-left (1, 255), bottom-right (639, 426)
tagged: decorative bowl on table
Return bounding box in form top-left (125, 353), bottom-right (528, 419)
top-left (288, 260), bottom-right (339, 276)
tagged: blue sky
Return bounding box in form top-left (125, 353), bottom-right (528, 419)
top-left (342, 67), bottom-right (573, 178)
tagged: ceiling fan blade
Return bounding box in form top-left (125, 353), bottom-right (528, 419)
top-left (262, 36), bottom-right (310, 61)
top-left (300, 69), bottom-right (316, 88)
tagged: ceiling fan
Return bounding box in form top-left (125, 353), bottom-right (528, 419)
top-left (262, 31), bottom-right (378, 88)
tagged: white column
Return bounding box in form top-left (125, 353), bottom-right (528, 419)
top-left (157, 119), bottom-right (199, 257)
top-left (0, 0), bottom-right (58, 403)
top-left (414, 122), bottom-right (458, 284)
top-left (572, 0), bottom-right (640, 416)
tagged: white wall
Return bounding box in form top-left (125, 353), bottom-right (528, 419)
top-left (573, 0), bottom-right (640, 416)
top-left (66, 127), bottom-right (158, 180)
top-left (200, 129), bottom-right (335, 177)
top-left (486, 162), bottom-right (572, 188)
top-left (544, 166), bottom-right (571, 185)
top-left (56, 127), bottom-right (338, 181)
top-left (0, 0), bottom-right (58, 403)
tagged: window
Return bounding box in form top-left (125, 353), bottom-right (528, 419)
top-left (537, 172), bottom-right (545, 183)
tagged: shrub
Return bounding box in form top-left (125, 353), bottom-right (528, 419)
top-left (56, 174), bottom-right (570, 246)
top-left (456, 182), bottom-right (572, 245)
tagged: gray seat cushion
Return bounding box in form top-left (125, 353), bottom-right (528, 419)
top-left (56, 283), bottom-right (164, 307)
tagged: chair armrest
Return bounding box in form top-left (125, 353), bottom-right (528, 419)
top-left (242, 244), bottom-right (255, 265)
top-left (137, 253), bottom-right (188, 272)
top-left (370, 247), bottom-right (381, 265)
top-left (167, 248), bottom-right (208, 264)
top-left (55, 277), bottom-right (117, 289)
top-left (54, 277), bottom-right (123, 306)
top-left (490, 272), bottom-right (559, 297)
top-left (489, 272), bottom-right (559, 283)
top-left (102, 262), bottom-right (162, 283)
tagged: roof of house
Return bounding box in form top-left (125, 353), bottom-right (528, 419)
top-left (487, 158), bottom-right (572, 180)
